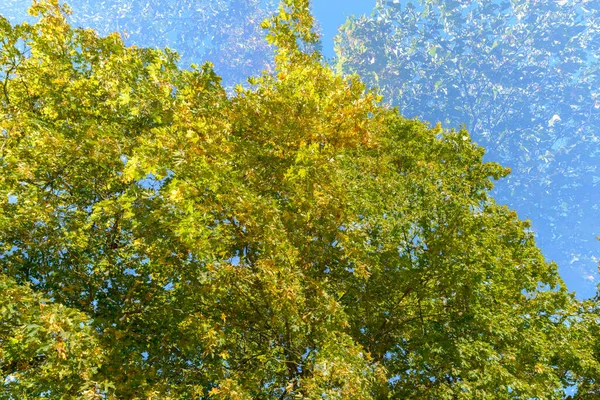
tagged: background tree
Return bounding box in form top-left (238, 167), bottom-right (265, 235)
top-left (1, 0), bottom-right (599, 398)
top-left (335, 0), bottom-right (600, 296)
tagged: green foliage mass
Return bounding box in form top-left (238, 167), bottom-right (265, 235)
top-left (0, 0), bottom-right (599, 398)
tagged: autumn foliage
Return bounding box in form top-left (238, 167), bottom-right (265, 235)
top-left (1, 1), bottom-right (599, 398)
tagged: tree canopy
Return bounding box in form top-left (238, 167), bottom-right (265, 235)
top-left (1, 0), bottom-right (599, 398)
top-left (334, 0), bottom-right (600, 295)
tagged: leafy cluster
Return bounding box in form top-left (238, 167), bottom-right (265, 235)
top-left (1, 0), bottom-right (599, 398)
top-left (1, 274), bottom-right (110, 397)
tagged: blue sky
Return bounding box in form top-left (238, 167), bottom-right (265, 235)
top-left (311, 0), bottom-right (599, 299)
top-left (311, 0), bottom-right (376, 59)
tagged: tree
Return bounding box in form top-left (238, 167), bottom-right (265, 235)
top-left (334, 0), bottom-right (600, 294)
top-left (1, 0), bottom-right (599, 398)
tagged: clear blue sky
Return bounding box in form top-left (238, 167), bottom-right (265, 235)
top-left (311, 0), bottom-right (376, 59)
